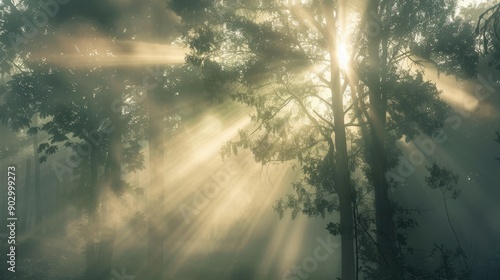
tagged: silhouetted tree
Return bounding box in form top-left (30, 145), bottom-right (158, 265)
top-left (172, 1), bottom-right (479, 279)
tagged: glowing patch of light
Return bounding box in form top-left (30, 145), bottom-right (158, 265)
top-left (29, 35), bottom-right (187, 68)
top-left (337, 42), bottom-right (349, 71)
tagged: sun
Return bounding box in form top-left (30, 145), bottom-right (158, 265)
top-left (337, 41), bottom-right (349, 71)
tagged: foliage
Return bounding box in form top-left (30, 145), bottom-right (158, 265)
top-left (425, 163), bottom-right (460, 198)
top-left (173, 3), bottom-right (482, 278)
top-left (474, 2), bottom-right (500, 56)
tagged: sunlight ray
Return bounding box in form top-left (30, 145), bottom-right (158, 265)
top-left (30, 36), bottom-right (187, 68)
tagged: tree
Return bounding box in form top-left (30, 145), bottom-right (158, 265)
top-left (172, 1), bottom-right (480, 279)
top-left (354, 0), bottom-right (478, 276)
top-left (475, 2), bottom-right (500, 56)
top-left (0, 125), bottom-right (32, 235)
top-left (0, 3), bottom-right (131, 277)
top-left (171, 0), bottom-right (357, 278)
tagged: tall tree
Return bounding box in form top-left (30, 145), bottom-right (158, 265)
top-left (355, 0), bottom-right (478, 276)
top-left (145, 4), bottom-right (166, 278)
top-left (0, 14), bottom-right (127, 279)
top-left (475, 2), bottom-right (500, 57)
top-left (32, 115), bottom-right (43, 233)
top-left (0, 2), bottom-right (186, 279)
top-left (171, 0), bottom-right (356, 278)
top-left (172, 1), bottom-right (479, 279)
top-left (146, 80), bottom-right (166, 278)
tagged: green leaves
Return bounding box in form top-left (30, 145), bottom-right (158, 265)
top-left (188, 27), bottom-right (217, 54)
top-left (37, 142), bottom-right (50, 154)
top-left (36, 142), bottom-right (58, 163)
top-left (123, 141), bottom-right (145, 173)
top-left (45, 145), bottom-right (58, 155)
top-left (326, 222), bottom-right (342, 236)
top-left (169, 0), bottom-right (213, 21)
top-left (273, 179), bottom-right (339, 221)
top-left (474, 3), bottom-right (500, 56)
top-left (386, 72), bottom-right (450, 142)
top-left (425, 163), bottom-right (459, 192)
top-left (26, 126), bottom-right (40, 135)
top-left (273, 193), bottom-right (302, 220)
top-left (415, 17), bottom-right (479, 79)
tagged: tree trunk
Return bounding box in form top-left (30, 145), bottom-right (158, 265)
top-left (86, 138), bottom-right (99, 279)
top-left (22, 158), bottom-right (31, 235)
top-left (364, 0), bottom-right (399, 274)
top-left (325, 2), bottom-right (355, 278)
top-left (55, 177), bottom-right (66, 237)
top-left (146, 6), bottom-right (166, 277)
top-left (84, 85), bottom-right (105, 279)
top-left (95, 76), bottom-right (123, 280)
top-left (33, 116), bottom-right (42, 235)
top-left (332, 87), bottom-right (356, 280)
top-left (369, 110), bottom-right (397, 266)
top-left (96, 191), bottom-right (116, 280)
top-left (147, 91), bottom-right (166, 279)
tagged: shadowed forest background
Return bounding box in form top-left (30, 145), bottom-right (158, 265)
top-left (0, 0), bottom-right (500, 279)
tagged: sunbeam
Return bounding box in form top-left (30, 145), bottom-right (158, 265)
top-left (2, 1), bottom-right (500, 279)
top-left (30, 35), bottom-right (186, 68)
